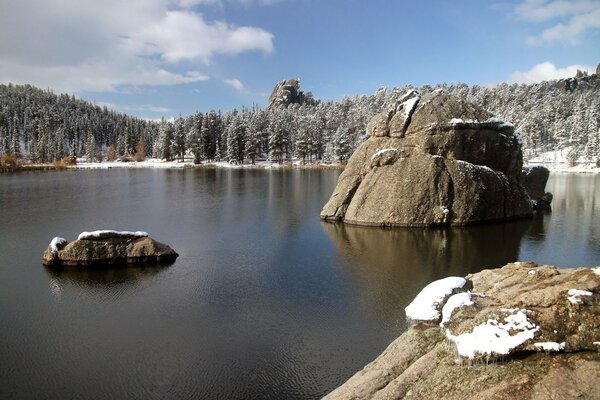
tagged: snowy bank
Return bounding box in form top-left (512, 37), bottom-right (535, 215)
top-left (71, 158), bottom-right (344, 170)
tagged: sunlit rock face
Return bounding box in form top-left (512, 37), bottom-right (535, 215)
top-left (320, 91), bottom-right (551, 227)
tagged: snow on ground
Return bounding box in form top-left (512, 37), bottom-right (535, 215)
top-left (567, 289), bottom-right (593, 304)
top-left (77, 230), bottom-right (148, 240)
top-left (445, 308), bottom-right (539, 359)
top-left (405, 276), bottom-right (468, 322)
top-left (526, 147), bottom-right (600, 173)
top-left (592, 267), bottom-right (600, 276)
top-left (72, 158), bottom-right (340, 170)
top-left (49, 237), bottom-right (67, 252)
top-left (533, 342), bottom-right (565, 352)
top-left (440, 292), bottom-right (473, 327)
top-left (74, 158), bottom-right (192, 169)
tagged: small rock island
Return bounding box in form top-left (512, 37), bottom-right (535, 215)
top-left (321, 90), bottom-right (552, 226)
top-left (42, 230), bottom-right (178, 267)
top-left (325, 263), bottom-right (600, 399)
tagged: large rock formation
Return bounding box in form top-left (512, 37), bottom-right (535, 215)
top-left (42, 230), bottom-right (178, 266)
top-left (320, 90), bottom-right (546, 226)
top-left (266, 78), bottom-right (302, 110)
top-left (325, 263), bottom-right (600, 400)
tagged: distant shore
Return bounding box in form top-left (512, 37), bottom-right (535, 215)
top-left (3, 158), bottom-right (599, 173)
top-left (525, 162), bottom-right (600, 174)
top-left (1, 158), bottom-right (345, 172)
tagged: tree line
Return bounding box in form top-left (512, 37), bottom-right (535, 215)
top-left (1, 74), bottom-right (599, 166)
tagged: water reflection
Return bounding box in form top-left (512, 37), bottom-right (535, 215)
top-left (44, 262), bottom-right (173, 287)
top-left (321, 218), bottom-right (534, 324)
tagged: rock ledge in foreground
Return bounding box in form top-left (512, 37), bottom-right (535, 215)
top-left (42, 230), bottom-right (179, 266)
top-left (325, 263), bottom-right (600, 400)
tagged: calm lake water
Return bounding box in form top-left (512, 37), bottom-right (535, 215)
top-left (1, 169), bottom-right (598, 399)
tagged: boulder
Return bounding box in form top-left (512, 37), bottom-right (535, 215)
top-left (324, 263), bottom-right (600, 400)
top-left (42, 230), bottom-right (178, 266)
top-left (522, 166), bottom-right (553, 209)
top-left (320, 91), bottom-right (544, 226)
top-left (266, 78), bottom-right (302, 110)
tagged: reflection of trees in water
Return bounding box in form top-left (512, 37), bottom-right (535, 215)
top-left (321, 219), bottom-right (534, 325)
top-left (44, 261), bottom-right (173, 287)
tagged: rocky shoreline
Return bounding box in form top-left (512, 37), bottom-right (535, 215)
top-left (324, 263), bottom-right (600, 400)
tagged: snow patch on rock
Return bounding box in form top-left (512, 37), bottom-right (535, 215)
top-left (445, 308), bottom-right (539, 359)
top-left (567, 289), bottom-right (593, 304)
top-left (371, 148), bottom-right (397, 161)
top-left (534, 341), bottom-right (565, 352)
top-left (77, 230), bottom-right (148, 240)
top-left (440, 292), bottom-right (473, 327)
top-left (405, 277), bottom-right (468, 322)
top-left (49, 237), bottom-right (67, 252)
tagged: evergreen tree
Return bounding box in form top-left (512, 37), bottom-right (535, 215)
top-left (226, 114), bottom-right (246, 164)
top-left (85, 133), bottom-right (97, 162)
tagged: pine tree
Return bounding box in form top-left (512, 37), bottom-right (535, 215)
top-left (226, 114), bottom-right (246, 164)
top-left (173, 117), bottom-right (186, 161)
top-left (85, 133), bottom-right (97, 162)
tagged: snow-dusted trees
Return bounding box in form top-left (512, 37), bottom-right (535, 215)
top-left (268, 108), bottom-right (292, 163)
top-left (186, 112), bottom-right (203, 164)
top-left (153, 120), bottom-right (174, 161)
top-left (173, 117), bottom-right (186, 161)
top-left (2, 75), bottom-right (600, 165)
top-left (226, 112), bottom-right (246, 164)
top-left (201, 110), bottom-right (222, 161)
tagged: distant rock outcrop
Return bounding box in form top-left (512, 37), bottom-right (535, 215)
top-left (42, 230), bottom-right (178, 266)
top-left (324, 263), bottom-right (600, 400)
top-left (320, 91), bottom-right (543, 226)
top-left (596, 63), bottom-right (600, 75)
top-left (522, 166), bottom-right (553, 209)
top-left (266, 78), bottom-right (302, 110)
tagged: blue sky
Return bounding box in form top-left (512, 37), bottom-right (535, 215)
top-left (1, 0), bottom-right (598, 119)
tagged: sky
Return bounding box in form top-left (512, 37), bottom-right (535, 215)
top-left (0, 0), bottom-right (598, 119)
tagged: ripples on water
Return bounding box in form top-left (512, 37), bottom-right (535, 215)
top-left (0, 170), bottom-right (598, 399)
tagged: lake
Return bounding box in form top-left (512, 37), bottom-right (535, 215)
top-left (1, 169), bottom-right (599, 399)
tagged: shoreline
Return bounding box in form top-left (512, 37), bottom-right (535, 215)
top-left (2, 159), bottom-right (599, 173)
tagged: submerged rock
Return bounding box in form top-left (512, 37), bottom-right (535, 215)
top-left (320, 91), bottom-right (551, 226)
top-left (324, 263), bottom-right (600, 400)
top-left (42, 230), bottom-right (178, 266)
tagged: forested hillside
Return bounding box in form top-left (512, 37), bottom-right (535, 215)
top-left (1, 73), bottom-right (599, 165)
top-left (0, 84), bottom-right (157, 163)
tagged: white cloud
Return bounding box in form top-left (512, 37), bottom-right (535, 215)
top-left (514, 0), bottom-right (600, 44)
top-left (128, 11), bottom-right (273, 63)
top-left (0, 0), bottom-right (274, 93)
top-left (224, 78), bottom-right (246, 91)
top-left (506, 62), bottom-right (595, 84)
top-left (127, 104), bottom-right (172, 113)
